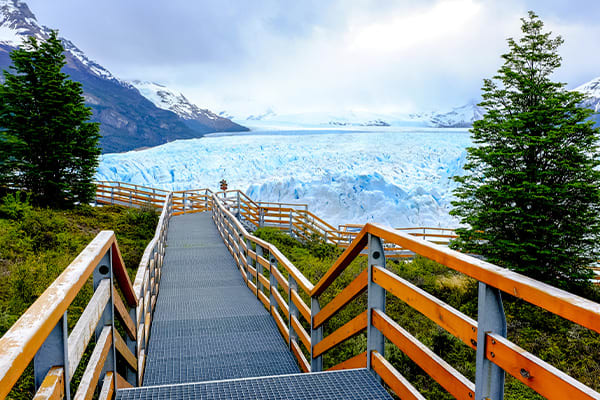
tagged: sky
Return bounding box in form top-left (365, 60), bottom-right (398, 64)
top-left (25, 0), bottom-right (600, 116)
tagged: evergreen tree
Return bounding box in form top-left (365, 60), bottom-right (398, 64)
top-left (0, 30), bottom-right (100, 207)
top-left (451, 12), bottom-right (600, 290)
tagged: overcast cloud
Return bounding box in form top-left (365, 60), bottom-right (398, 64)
top-left (25, 0), bottom-right (600, 115)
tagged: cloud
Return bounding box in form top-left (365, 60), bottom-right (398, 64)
top-left (25, 0), bottom-right (600, 115)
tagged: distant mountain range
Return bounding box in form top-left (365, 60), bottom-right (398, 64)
top-left (0, 0), bottom-right (247, 153)
top-left (231, 81), bottom-right (600, 129)
top-left (227, 102), bottom-right (486, 129)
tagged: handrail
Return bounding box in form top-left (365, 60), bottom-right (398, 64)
top-left (20, 180), bottom-right (594, 400)
top-left (0, 231), bottom-right (137, 399)
top-left (200, 185), bottom-right (600, 399)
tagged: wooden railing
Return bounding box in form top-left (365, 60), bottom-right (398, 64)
top-left (3, 181), bottom-right (599, 400)
top-left (207, 188), bottom-right (600, 400)
top-left (211, 189), bottom-right (458, 257)
top-left (0, 186), bottom-right (173, 400)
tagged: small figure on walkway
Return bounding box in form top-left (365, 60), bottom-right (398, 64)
top-left (220, 179), bottom-right (228, 191)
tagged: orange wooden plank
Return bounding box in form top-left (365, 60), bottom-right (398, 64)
top-left (372, 310), bottom-right (474, 400)
top-left (0, 231), bottom-right (115, 399)
top-left (33, 366), bottom-right (64, 400)
top-left (113, 285), bottom-right (136, 341)
top-left (313, 269), bottom-right (368, 329)
top-left (269, 246), bottom-right (313, 294)
top-left (367, 223), bottom-right (600, 335)
top-left (291, 289), bottom-right (311, 323)
top-left (313, 311), bottom-right (367, 358)
top-left (328, 351), bottom-right (367, 371)
top-left (271, 306), bottom-right (290, 343)
top-left (486, 333), bottom-right (600, 400)
top-left (291, 339), bottom-right (311, 373)
top-left (311, 229), bottom-right (369, 297)
top-left (291, 315), bottom-right (311, 350)
top-left (372, 266), bottom-right (477, 350)
top-left (371, 351), bottom-right (426, 400)
top-left (97, 371), bottom-right (114, 400)
top-left (116, 372), bottom-right (133, 389)
top-left (270, 264), bottom-right (289, 292)
top-left (258, 291), bottom-right (270, 309)
top-left (272, 289), bottom-right (290, 319)
top-left (73, 326), bottom-right (112, 400)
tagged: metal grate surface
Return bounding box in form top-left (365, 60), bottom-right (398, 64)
top-left (117, 369), bottom-right (393, 400)
top-left (142, 213), bottom-right (300, 386)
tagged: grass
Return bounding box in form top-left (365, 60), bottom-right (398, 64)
top-left (0, 192), bottom-right (158, 398)
top-left (254, 227), bottom-right (600, 400)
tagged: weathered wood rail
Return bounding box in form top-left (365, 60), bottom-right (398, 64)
top-left (0, 188), bottom-right (172, 399)
top-left (1, 181), bottom-right (599, 400)
top-left (208, 188), bottom-right (600, 399)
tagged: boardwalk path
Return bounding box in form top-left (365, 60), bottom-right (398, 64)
top-left (142, 213), bottom-right (300, 385)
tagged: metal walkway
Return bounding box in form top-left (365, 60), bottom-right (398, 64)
top-left (117, 212), bottom-right (392, 399)
top-left (142, 213), bottom-right (300, 386)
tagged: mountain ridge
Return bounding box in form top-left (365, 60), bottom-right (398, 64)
top-left (0, 0), bottom-right (247, 153)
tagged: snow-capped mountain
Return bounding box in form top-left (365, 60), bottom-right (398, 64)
top-left (430, 100), bottom-right (484, 128)
top-left (130, 81), bottom-right (247, 133)
top-left (0, 0), bottom-right (246, 153)
top-left (573, 77), bottom-right (600, 125)
top-left (231, 103), bottom-right (483, 129)
top-left (575, 77), bottom-right (600, 112)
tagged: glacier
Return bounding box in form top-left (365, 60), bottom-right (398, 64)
top-left (96, 128), bottom-right (471, 228)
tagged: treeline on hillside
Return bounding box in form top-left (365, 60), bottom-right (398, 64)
top-left (254, 228), bottom-right (600, 400)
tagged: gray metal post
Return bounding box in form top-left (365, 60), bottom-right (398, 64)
top-left (289, 211), bottom-right (293, 236)
top-left (259, 208), bottom-right (265, 228)
top-left (366, 234), bottom-right (386, 370)
top-left (126, 306), bottom-right (137, 386)
top-left (244, 235), bottom-right (252, 282)
top-left (310, 297), bottom-right (323, 372)
top-left (256, 246), bottom-right (264, 297)
top-left (34, 311), bottom-right (70, 400)
top-left (288, 275), bottom-right (299, 348)
top-left (93, 249), bottom-right (117, 393)
top-left (236, 192), bottom-right (241, 218)
top-left (269, 256), bottom-right (278, 311)
top-left (474, 282), bottom-right (507, 400)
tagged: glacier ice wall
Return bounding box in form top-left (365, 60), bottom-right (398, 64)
top-left (96, 128), bottom-right (471, 228)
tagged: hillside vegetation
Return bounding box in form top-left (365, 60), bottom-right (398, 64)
top-left (254, 227), bottom-right (600, 400)
top-left (0, 193), bottom-right (158, 398)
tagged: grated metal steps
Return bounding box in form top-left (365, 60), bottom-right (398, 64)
top-left (117, 369), bottom-right (393, 400)
top-left (141, 213), bottom-right (299, 386)
top-left (128, 212), bottom-right (393, 399)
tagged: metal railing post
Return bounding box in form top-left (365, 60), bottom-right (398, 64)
top-left (236, 191), bottom-right (241, 218)
top-left (93, 248), bottom-right (118, 393)
top-left (126, 306), bottom-right (137, 386)
top-left (269, 256), bottom-right (278, 311)
top-left (475, 282), bottom-right (507, 400)
top-left (289, 211), bottom-right (293, 236)
top-left (33, 311), bottom-right (70, 400)
top-left (259, 208), bottom-right (265, 228)
top-left (366, 234), bottom-right (386, 371)
top-left (310, 297), bottom-right (323, 372)
top-left (288, 275), bottom-right (298, 348)
top-left (256, 246), bottom-right (264, 298)
top-left (243, 234), bottom-right (252, 282)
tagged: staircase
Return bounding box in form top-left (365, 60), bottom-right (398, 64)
top-left (115, 213), bottom-right (392, 399)
top-left (2, 183), bottom-right (599, 400)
